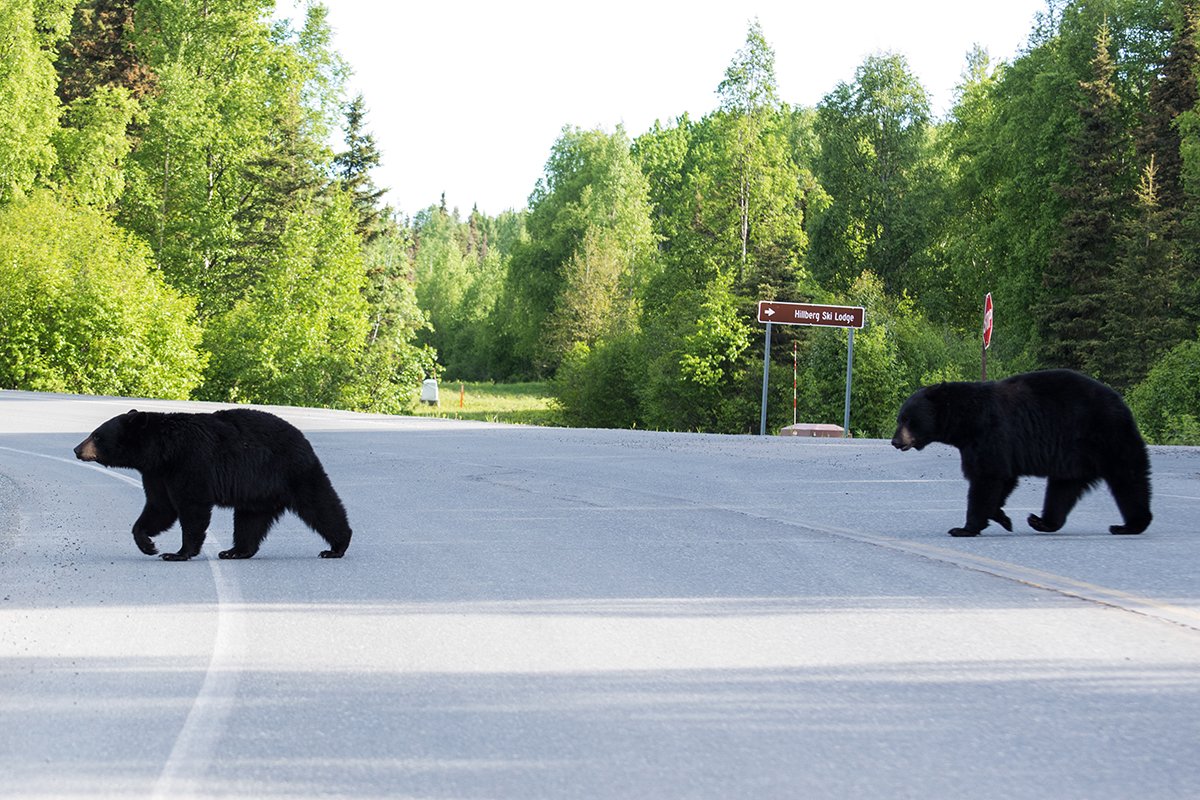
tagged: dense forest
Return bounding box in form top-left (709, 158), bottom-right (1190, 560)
top-left (1, 0), bottom-right (1198, 442)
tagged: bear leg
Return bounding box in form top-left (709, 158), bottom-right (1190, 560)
top-left (990, 477), bottom-right (1017, 532)
top-left (132, 476), bottom-right (177, 556)
top-left (220, 508), bottom-right (282, 559)
top-left (1028, 478), bottom-right (1089, 533)
top-left (954, 475), bottom-right (1011, 536)
top-left (1106, 472), bottom-right (1152, 535)
top-left (290, 475), bottom-right (352, 558)
top-left (162, 504), bottom-right (212, 561)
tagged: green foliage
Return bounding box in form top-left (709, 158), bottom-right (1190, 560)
top-left (411, 205), bottom-right (523, 380)
top-left (0, 192), bottom-right (205, 397)
top-left (5, 1), bottom-right (1200, 436)
top-left (507, 125), bottom-right (657, 375)
top-left (810, 52), bottom-right (941, 298)
top-left (122, 0), bottom-right (343, 312)
top-left (798, 272), bottom-right (977, 438)
top-left (0, 0), bottom-right (63, 202)
top-left (51, 85), bottom-right (137, 207)
top-left (56, 0), bottom-right (155, 105)
top-left (639, 273), bottom-right (756, 432)
top-left (334, 94), bottom-right (389, 242)
top-left (1127, 335), bottom-right (1200, 445)
top-left (199, 192), bottom-right (373, 408)
top-left (1038, 22), bottom-right (1131, 378)
top-left (553, 338), bottom-right (642, 429)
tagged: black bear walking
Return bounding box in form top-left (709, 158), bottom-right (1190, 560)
top-left (74, 408), bottom-right (352, 560)
top-left (891, 369), bottom-right (1152, 537)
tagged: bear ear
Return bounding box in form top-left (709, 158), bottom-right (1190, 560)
top-left (125, 409), bottom-right (149, 429)
top-left (921, 384), bottom-right (946, 410)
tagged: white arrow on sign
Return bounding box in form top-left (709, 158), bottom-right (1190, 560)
top-left (763, 307), bottom-right (776, 317)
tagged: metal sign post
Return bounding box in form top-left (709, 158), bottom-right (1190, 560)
top-left (759, 321), bottom-right (772, 437)
top-left (844, 327), bottom-right (855, 434)
top-left (757, 301), bottom-right (866, 437)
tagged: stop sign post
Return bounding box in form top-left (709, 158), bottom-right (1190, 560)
top-left (758, 301), bottom-right (866, 437)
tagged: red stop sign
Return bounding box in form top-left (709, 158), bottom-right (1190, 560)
top-left (983, 293), bottom-right (994, 349)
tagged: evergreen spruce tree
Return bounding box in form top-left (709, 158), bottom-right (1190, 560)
top-left (1037, 23), bottom-right (1130, 377)
top-left (333, 94), bottom-right (389, 243)
top-left (56, 0), bottom-right (155, 105)
top-left (1104, 157), bottom-right (1193, 389)
top-left (1139, 0), bottom-right (1200, 213)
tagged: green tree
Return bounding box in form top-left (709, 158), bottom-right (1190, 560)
top-left (51, 85), bottom-right (137, 207)
top-left (200, 192), bottom-right (373, 408)
top-left (1104, 157), bottom-right (1195, 388)
top-left (413, 204), bottom-right (473, 368)
top-left (936, 46), bottom-right (1005, 328)
top-left (1037, 22), bottom-right (1131, 377)
top-left (1127, 334), bottom-right (1200, 444)
top-left (0, 0), bottom-right (70, 201)
top-left (122, 0), bottom-right (345, 313)
top-left (0, 191), bottom-right (205, 397)
top-left (553, 335), bottom-right (643, 429)
top-left (810, 53), bottom-right (940, 296)
top-left (507, 126), bottom-right (657, 374)
top-left (56, 0), bottom-right (155, 105)
top-left (717, 18), bottom-right (781, 272)
top-left (334, 93), bottom-right (389, 243)
top-left (638, 24), bottom-right (812, 302)
top-left (640, 273), bottom-right (755, 432)
top-left (350, 217), bottom-right (436, 412)
top-left (940, 0), bottom-right (1174, 365)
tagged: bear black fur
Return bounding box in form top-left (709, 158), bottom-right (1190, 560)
top-left (74, 408), bottom-right (352, 560)
top-left (891, 369), bottom-right (1152, 538)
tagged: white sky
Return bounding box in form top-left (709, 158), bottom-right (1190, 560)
top-left (278, 1), bottom-right (1050, 217)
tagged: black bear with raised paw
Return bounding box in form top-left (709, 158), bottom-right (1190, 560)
top-left (74, 408), bottom-right (352, 560)
top-left (891, 369), bottom-right (1152, 538)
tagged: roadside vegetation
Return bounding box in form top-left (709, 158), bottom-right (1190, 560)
top-left (1, 1), bottom-right (1197, 442)
top-left (408, 382), bottom-right (559, 427)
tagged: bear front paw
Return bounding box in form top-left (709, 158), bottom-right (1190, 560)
top-left (1027, 514), bottom-right (1060, 533)
top-left (948, 527), bottom-right (981, 537)
top-left (133, 533), bottom-right (158, 555)
top-left (160, 552), bottom-right (195, 561)
top-left (993, 511), bottom-right (1013, 532)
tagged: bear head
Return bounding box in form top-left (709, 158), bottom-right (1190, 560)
top-left (74, 410), bottom-right (152, 469)
top-left (891, 386), bottom-right (940, 452)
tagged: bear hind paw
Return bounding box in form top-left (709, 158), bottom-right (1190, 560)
top-left (319, 549), bottom-right (345, 558)
top-left (948, 527), bottom-right (981, 537)
top-left (218, 548), bottom-right (256, 559)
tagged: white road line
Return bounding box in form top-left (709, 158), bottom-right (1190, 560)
top-left (152, 545), bottom-right (244, 800)
top-left (0, 444), bottom-right (240, 796)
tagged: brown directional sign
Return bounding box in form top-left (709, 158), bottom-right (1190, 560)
top-left (757, 301), bottom-right (865, 328)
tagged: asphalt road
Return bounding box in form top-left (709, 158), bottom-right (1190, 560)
top-left (2, 390), bottom-right (1199, 799)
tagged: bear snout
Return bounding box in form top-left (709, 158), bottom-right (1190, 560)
top-left (74, 437), bottom-right (99, 462)
top-left (891, 425), bottom-right (915, 451)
